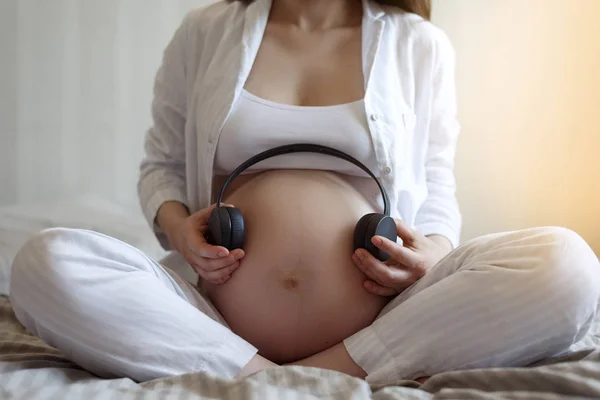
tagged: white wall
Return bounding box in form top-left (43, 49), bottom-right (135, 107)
top-left (0, 0), bottom-right (207, 210)
top-left (432, 0), bottom-right (600, 254)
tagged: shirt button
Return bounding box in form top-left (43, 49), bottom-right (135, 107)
top-left (383, 166), bottom-right (392, 175)
top-left (370, 114), bottom-right (379, 122)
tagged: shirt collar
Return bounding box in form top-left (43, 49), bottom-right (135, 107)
top-left (362, 0), bottom-right (386, 21)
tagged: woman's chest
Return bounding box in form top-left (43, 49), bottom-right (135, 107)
top-left (187, 16), bottom-right (421, 214)
top-left (243, 24), bottom-right (365, 107)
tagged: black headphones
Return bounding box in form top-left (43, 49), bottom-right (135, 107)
top-left (207, 144), bottom-right (397, 261)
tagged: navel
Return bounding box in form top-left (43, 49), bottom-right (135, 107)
top-left (281, 276), bottom-right (300, 291)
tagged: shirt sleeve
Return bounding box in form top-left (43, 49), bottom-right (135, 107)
top-left (137, 14), bottom-right (192, 250)
top-left (413, 28), bottom-right (463, 249)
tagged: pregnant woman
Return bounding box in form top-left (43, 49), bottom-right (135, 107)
top-left (9, 0), bottom-right (600, 385)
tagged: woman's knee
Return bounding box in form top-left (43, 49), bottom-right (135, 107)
top-left (482, 226), bottom-right (599, 278)
top-left (10, 227), bottom-right (140, 296)
top-left (531, 227), bottom-right (600, 324)
top-left (535, 226), bottom-right (599, 282)
top-left (9, 228), bottom-right (91, 334)
top-left (473, 226), bottom-right (600, 322)
top-left (11, 228), bottom-right (81, 293)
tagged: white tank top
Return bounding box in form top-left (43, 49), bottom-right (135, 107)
top-left (214, 89), bottom-right (379, 177)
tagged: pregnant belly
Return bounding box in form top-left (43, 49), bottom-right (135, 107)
top-left (202, 170), bottom-right (389, 364)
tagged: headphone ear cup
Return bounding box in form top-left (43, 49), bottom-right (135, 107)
top-left (207, 207), bottom-right (233, 249)
top-left (226, 207), bottom-right (245, 250)
top-left (354, 213), bottom-right (376, 253)
top-left (354, 214), bottom-right (397, 262)
top-left (371, 216), bottom-right (397, 262)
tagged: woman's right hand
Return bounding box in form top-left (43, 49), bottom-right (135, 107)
top-left (171, 204), bottom-right (245, 285)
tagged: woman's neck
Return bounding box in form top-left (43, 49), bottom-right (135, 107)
top-left (269, 0), bottom-right (363, 31)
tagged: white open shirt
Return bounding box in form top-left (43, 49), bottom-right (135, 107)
top-left (138, 0), bottom-right (463, 251)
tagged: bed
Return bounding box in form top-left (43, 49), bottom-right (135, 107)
top-left (1, 198), bottom-right (600, 399)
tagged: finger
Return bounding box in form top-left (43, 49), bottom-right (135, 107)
top-left (198, 261), bottom-right (240, 282)
top-left (394, 218), bottom-right (416, 244)
top-left (353, 250), bottom-right (411, 289)
top-left (364, 280), bottom-right (398, 297)
top-left (191, 226), bottom-right (237, 259)
top-left (188, 241), bottom-right (230, 259)
top-left (194, 250), bottom-right (245, 272)
top-left (371, 236), bottom-right (424, 274)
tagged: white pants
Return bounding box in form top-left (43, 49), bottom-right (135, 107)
top-left (9, 226), bottom-right (600, 384)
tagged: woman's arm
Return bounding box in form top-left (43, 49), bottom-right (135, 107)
top-left (138, 14), bottom-right (193, 250)
top-left (156, 201), bottom-right (191, 250)
top-left (355, 29), bottom-right (460, 297)
top-left (412, 28), bottom-right (462, 250)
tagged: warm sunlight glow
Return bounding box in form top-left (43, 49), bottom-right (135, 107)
top-left (433, 0), bottom-right (600, 254)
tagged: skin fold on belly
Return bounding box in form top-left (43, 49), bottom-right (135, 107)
top-left (202, 170), bottom-right (390, 364)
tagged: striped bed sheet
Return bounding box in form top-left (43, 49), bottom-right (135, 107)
top-left (2, 296), bottom-right (600, 400)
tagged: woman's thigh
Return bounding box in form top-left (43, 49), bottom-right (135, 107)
top-left (380, 226), bottom-right (600, 320)
top-left (346, 227), bottom-right (600, 383)
top-left (9, 228), bottom-right (257, 381)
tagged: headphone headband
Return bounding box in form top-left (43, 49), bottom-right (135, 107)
top-left (216, 144), bottom-right (390, 216)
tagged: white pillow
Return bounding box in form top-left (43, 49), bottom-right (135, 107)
top-left (0, 196), bottom-right (168, 296)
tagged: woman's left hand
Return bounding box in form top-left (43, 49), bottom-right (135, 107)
top-left (352, 219), bottom-right (451, 296)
